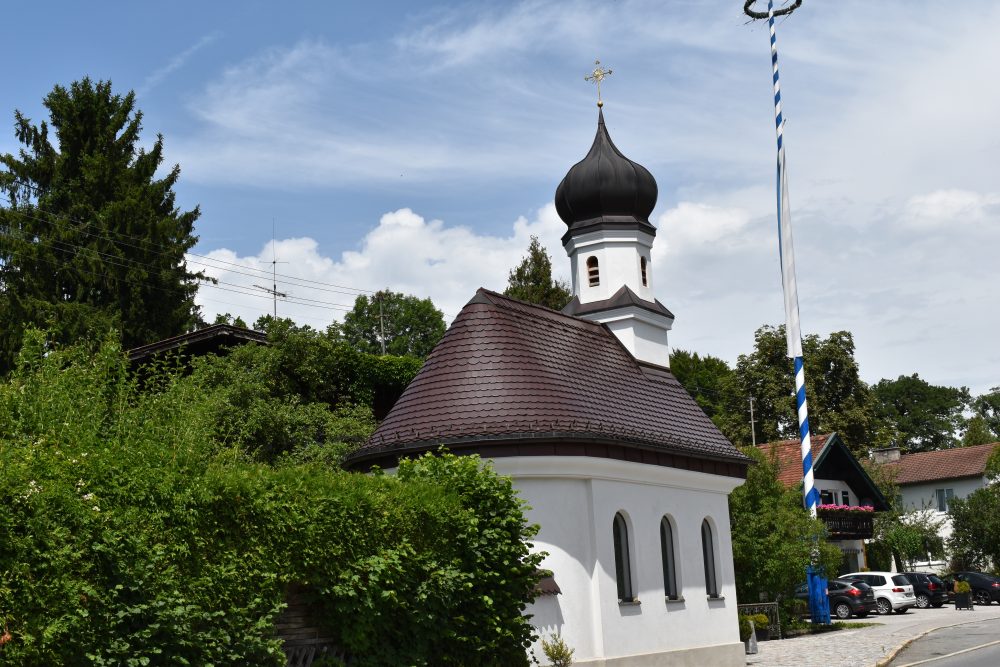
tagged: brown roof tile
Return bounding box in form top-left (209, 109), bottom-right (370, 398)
top-left (759, 435), bottom-right (831, 487)
top-left (884, 442), bottom-right (998, 485)
top-left (344, 289), bottom-right (749, 472)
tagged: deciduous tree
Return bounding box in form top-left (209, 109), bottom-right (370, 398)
top-left (342, 290), bottom-right (445, 358)
top-left (871, 374), bottom-right (970, 452)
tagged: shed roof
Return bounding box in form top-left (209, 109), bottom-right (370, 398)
top-left (344, 289), bottom-right (748, 476)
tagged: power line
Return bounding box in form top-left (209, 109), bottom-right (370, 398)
top-left (0, 182), bottom-right (377, 295)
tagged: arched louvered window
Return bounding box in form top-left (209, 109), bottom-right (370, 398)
top-left (660, 516), bottom-right (679, 600)
top-left (702, 519), bottom-right (719, 598)
top-left (640, 256), bottom-right (648, 287)
top-left (613, 512), bottom-right (634, 601)
top-left (587, 256), bottom-right (600, 287)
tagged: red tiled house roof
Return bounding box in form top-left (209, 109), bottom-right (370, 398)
top-left (345, 289), bottom-right (750, 476)
top-left (758, 433), bottom-right (890, 510)
top-left (884, 442), bottom-right (998, 485)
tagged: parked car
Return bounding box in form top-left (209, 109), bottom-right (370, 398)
top-left (942, 572), bottom-right (1000, 606)
top-left (794, 578), bottom-right (878, 619)
top-left (900, 572), bottom-right (949, 609)
top-left (841, 571), bottom-right (916, 614)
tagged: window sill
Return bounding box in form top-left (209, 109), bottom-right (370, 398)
top-left (707, 595), bottom-right (725, 601)
top-left (665, 596), bottom-right (685, 604)
top-left (618, 599), bottom-right (641, 606)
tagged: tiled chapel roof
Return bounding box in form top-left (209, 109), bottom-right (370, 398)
top-left (344, 289), bottom-right (749, 475)
top-left (884, 442), bottom-right (998, 485)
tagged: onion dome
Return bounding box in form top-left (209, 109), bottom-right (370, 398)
top-left (555, 108), bottom-right (658, 237)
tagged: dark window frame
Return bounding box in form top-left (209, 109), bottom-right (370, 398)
top-left (613, 512), bottom-right (635, 602)
top-left (660, 516), bottom-right (679, 600)
top-left (701, 519), bottom-right (719, 598)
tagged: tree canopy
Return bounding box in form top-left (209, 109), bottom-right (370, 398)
top-left (728, 446), bottom-right (842, 606)
top-left (503, 236), bottom-right (571, 310)
top-left (341, 289), bottom-right (445, 358)
top-left (716, 326), bottom-right (876, 452)
top-left (947, 485), bottom-right (1000, 571)
top-left (0, 78), bottom-right (203, 374)
top-left (872, 374), bottom-right (970, 452)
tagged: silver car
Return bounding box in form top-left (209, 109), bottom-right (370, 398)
top-left (841, 571), bottom-right (916, 614)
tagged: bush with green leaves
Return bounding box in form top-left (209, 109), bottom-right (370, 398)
top-left (0, 332), bottom-right (542, 665)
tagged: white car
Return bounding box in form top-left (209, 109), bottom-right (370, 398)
top-left (841, 572), bottom-right (916, 615)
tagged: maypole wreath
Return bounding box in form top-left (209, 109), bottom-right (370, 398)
top-left (743, 0), bottom-right (802, 20)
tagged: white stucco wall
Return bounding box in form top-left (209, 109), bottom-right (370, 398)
top-left (491, 455), bottom-right (745, 666)
top-left (894, 476), bottom-right (987, 571)
top-left (564, 229), bottom-right (656, 304)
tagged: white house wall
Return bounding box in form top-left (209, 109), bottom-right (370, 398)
top-left (492, 455), bottom-right (745, 667)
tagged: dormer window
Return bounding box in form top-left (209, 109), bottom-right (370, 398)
top-left (587, 256), bottom-right (600, 287)
top-left (640, 257), bottom-right (648, 287)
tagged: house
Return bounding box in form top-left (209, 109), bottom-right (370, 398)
top-left (127, 323), bottom-right (267, 366)
top-left (344, 108), bottom-right (751, 666)
top-left (876, 442), bottom-right (999, 571)
top-left (759, 433), bottom-right (890, 574)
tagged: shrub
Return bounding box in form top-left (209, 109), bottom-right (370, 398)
top-left (954, 581), bottom-right (972, 594)
top-left (540, 633), bottom-right (574, 667)
top-left (0, 332), bottom-right (542, 666)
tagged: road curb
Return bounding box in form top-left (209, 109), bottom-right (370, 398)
top-left (875, 615), bottom-right (998, 667)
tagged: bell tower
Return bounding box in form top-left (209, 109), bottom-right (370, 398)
top-left (555, 108), bottom-right (674, 367)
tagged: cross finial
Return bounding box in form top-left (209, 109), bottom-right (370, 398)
top-left (585, 59), bottom-right (613, 107)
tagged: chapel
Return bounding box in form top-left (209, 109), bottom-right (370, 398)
top-left (345, 108), bottom-right (751, 666)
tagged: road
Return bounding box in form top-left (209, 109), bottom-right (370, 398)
top-left (745, 604), bottom-right (1000, 666)
top-left (888, 617), bottom-right (1000, 667)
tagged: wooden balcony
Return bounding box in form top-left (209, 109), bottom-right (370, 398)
top-left (818, 509), bottom-right (875, 540)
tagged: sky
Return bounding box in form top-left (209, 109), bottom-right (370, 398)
top-left (3, 0), bottom-right (998, 394)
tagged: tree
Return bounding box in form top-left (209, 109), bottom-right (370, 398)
top-left (342, 289), bottom-right (445, 358)
top-left (871, 374), bottom-right (970, 452)
top-left (947, 485), bottom-right (1000, 571)
top-left (720, 325), bottom-right (878, 452)
top-left (669, 349), bottom-right (738, 425)
top-left (729, 446), bottom-right (842, 607)
top-left (962, 416), bottom-right (998, 447)
top-left (0, 78), bottom-right (203, 374)
top-left (503, 235), bottom-right (571, 310)
top-left (973, 386), bottom-right (1000, 436)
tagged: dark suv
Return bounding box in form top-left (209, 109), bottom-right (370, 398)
top-left (795, 578), bottom-right (878, 619)
top-left (900, 572), bottom-right (949, 608)
top-left (945, 572), bottom-right (1000, 606)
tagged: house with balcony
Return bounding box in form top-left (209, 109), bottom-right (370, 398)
top-left (876, 442), bottom-right (998, 572)
top-left (759, 433), bottom-right (890, 574)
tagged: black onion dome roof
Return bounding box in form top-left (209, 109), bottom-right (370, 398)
top-left (555, 108), bottom-right (658, 237)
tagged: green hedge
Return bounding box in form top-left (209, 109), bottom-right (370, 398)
top-left (0, 332), bottom-right (542, 665)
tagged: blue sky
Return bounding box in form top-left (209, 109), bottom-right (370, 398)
top-left (4, 1), bottom-right (999, 395)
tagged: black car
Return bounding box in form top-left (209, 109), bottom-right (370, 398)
top-left (795, 578), bottom-right (878, 619)
top-left (944, 572), bottom-right (1000, 606)
top-left (900, 572), bottom-right (949, 608)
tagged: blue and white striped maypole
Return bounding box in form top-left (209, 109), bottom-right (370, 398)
top-left (751, 0), bottom-right (830, 625)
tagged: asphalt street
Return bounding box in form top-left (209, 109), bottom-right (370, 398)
top-left (889, 617), bottom-right (1000, 667)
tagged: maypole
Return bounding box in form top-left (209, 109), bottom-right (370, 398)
top-left (743, 0), bottom-right (830, 625)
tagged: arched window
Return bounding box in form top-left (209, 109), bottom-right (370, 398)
top-left (640, 256), bottom-right (648, 287)
top-left (660, 517), bottom-right (679, 599)
top-left (613, 512), bottom-right (634, 601)
top-left (701, 519), bottom-right (719, 598)
top-left (587, 256), bottom-right (600, 287)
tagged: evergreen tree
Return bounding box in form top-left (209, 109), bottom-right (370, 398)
top-left (504, 235), bottom-right (571, 310)
top-left (0, 78), bottom-right (203, 373)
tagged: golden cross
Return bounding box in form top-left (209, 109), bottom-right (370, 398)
top-left (584, 60), bottom-right (613, 107)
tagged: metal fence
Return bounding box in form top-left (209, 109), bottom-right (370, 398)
top-left (736, 601), bottom-right (782, 640)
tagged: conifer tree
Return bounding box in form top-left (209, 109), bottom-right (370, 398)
top-left (0, 78), bottom-right (203, 372)
top-left (504, 235), bottom-right (571, 310)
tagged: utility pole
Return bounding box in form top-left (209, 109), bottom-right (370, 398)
top-left (254, 219), bottom-right (287, 318)
top-left (378, 291), bottom-right (387, 355)
top-left (749, 396), bottom-right (757, 447)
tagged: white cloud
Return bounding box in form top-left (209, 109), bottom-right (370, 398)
top-left (194, 204), bottom-right (567, 327)
top-left (903, 190), bottom-right (1000, 229)
top-left (655, 202), bottom-right (762, 256)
